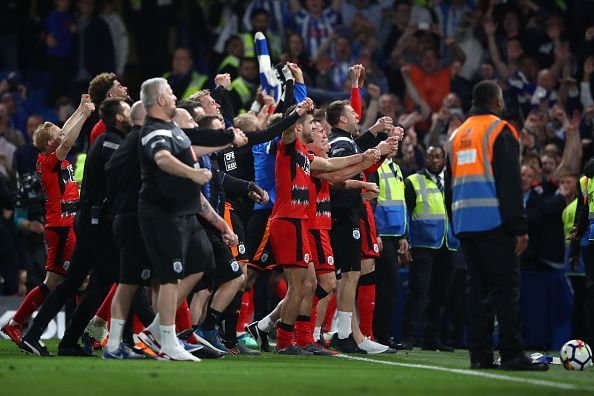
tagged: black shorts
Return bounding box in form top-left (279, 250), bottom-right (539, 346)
top-left (223, 202), bottom-right (249, 262)
top-left (113, 214), bottom-right (152, 285)
top-left (203, 223), bottom-right (244, 285)
top-left (139, 206), bottom-right (214, 284)
top-left (246, 209), bottom-right (275, 271)
top-left (330, 212), bottom-right (362, 274)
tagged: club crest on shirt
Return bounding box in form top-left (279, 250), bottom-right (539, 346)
top-left (373, 243), bottom-right (379, 253)
top-left (304, 253), bottom-right (310, 263)
top-left (261, 252), bottom-right (269, 262)
top-left (231, 260), bottom-right (240, 272)
top-left (327, 256), bottom-right (334, 266)
top-left (353, 229), bottom-right (361, 240)
top-left (238, 243), bottom-right (246, 255)
top-left (224, 151), bottom-right (237, 171)
top-left (141, 269), bottom-right (151, 280)
top-left (173, 260), bottom-right (183, 273)
top-left (63, 261), bottom-right (70, 271)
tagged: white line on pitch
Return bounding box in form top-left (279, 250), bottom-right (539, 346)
top-left (338, 354), bottom-right (590, 391)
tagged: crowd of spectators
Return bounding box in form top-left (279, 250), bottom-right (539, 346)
top-left (1, 0), bottom-right (594, 344)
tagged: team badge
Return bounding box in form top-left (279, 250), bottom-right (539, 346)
top-left (304, 253), bottom-right (310, 263)
top-left (231, 260), bottom-right (240, 272)
top-left (173, 260), bottom-right (183, 273)
top-left (353, 229), bottom-right (361, 240)
top-left (261, 252), bottom-right (269, 262)
top-left (141, 269), bottom-right (151, 280)
top-left (63, 261), bottom-right (70, 271)
top-left (373, 243), bottom-right (379, 253)
top-left (327, 256), bottom-right (334, 266)
top-left (238, 244), bottom-right (246, 255)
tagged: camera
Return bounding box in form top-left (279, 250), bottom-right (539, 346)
top-left (15, 172), bottom-right (45, 218)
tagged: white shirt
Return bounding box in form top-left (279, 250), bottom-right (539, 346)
top-left (427, 169), bottom-right (445, 192)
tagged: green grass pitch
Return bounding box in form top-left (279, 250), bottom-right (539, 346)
top-left (1, 340), bottom-right (593, 395)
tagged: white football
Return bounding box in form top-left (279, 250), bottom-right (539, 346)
top-left (559, 340), bottom-right (593, 371)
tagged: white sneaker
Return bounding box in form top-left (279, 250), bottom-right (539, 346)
top-left (158, 342), bottom-right (201, 362)
top-left (85, 318), bottom-right (108, 342)
top-left (138, 329), bottom-right (161, 354)
top-left (358, 337), bottom-right (389, 354)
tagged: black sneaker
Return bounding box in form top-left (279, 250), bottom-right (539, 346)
top-left (228, 343), bottom-right (262, 356)
top-left (191, 343), bottom-right (224, 359)
top-left (470, 361), bottom-right (498, 369)
top-left (301, 343), bottom-right (338, 356)
top-left (19, 339), bottom-right (52, 357)
top-left (58, 342), bottom-right (96, 357)
top-left (395, 341), bottom-right (414, 350)
top-left (421, 343), bottom-right (455, 352)
top-left (330, 333), bottom-right (365, 354)
top-left (500, 355), bottom-right (549, 371)
top-left (276, 343), bottom-right (314, 356)
top-left (245, 321), bottom-right (271, 352)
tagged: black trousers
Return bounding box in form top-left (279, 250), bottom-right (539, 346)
top-left (460, 227), bottom-right (524, 364)
top-left (579, 243), bottom-right (594, 346)
top-left (25, 209), bottom-right (118, 343)
top-left (373, 236), bottom-right (401, 343)
top-left (568, 275), bottom-right (587, 341)
top-left (401, 244), bottom-right (453, 344)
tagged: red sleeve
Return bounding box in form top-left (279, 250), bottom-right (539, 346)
top-left (364, 159), bottom-right (384, 175)
top-left (350, 87), bottom-right (362, 120)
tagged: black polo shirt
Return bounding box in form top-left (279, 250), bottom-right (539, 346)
top-left (138, 116), bottom-right (201, 216)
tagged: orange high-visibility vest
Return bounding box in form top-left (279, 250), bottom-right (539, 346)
top-left (448, 114), bottom-right (518, 234)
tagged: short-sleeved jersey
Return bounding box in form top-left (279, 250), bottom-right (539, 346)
top-left (308, 173), bottom-right (331, 230)
top-left (36, 152), bottom-right (79, 227)
top-left (271, 138), bottom-right (313, 220)
top-left (138, 116), bottom-right (201, 216)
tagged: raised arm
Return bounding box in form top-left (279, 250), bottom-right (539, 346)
top-left (281, 97), bottom-right (314, 145)
top-left (247, 105), bottom-right (301, 145)
top-left (401, 65), bottom-right (431, 118)
top-left (361, 84), bottom-right (381, 132)
top-left (56, 94), bottom-right (95, 160)
top-left (552, 110), bottom-right (583, 179)
top-left (483, 19), bottom-right (509, 80)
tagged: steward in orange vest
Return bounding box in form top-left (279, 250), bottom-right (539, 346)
top-left (447, 81), bottom-right (548, 372)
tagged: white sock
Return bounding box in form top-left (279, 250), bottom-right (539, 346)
top-left (160, 324), bottom-right (177, 350)
top-left (258, 315), bottom-right (274, 332)
top-left (337, 311), bottom-right (353, 339)
top-left (106, 318), bottom-right (126, 352)
top-left (313, 326), bottom-right (321, 341)
top-left (146, 313), bottom-right (161, 342)
top-left (9, 319), bottom-right (19, 326)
